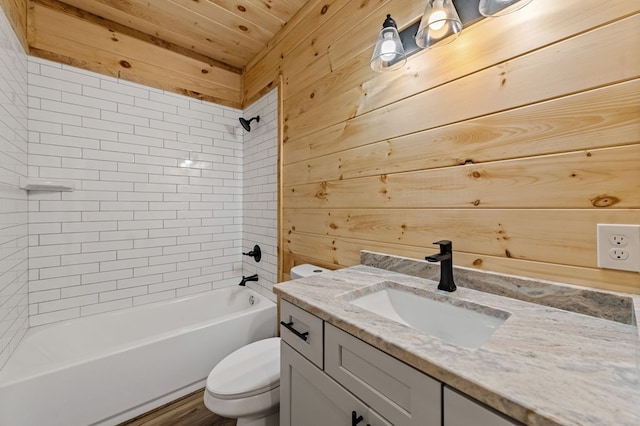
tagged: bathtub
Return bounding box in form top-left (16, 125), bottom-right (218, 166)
top-left (0, 286), bottom-right (277, 426)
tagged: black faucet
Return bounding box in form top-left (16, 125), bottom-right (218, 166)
top-left (425, 240), bottom-right (456, 292)
top-left (238, 274), bottom-right (259, 286)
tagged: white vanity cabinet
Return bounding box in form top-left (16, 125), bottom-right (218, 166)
top-left (279, 300), bottom-right (520, 426)
top-left (280, 300), bottom-right (440, 426)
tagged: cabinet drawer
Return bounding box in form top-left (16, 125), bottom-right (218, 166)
top-left (325, 323), bottom-right (441, 426)
top-left (280, 300), bottom-right (324, 368)
top-left (444, 387), bottom-right (520, 426)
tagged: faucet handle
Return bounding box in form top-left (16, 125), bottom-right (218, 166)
top-left (432, 240), bottom-right (452, 254)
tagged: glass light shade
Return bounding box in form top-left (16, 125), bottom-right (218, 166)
top-left (415, 0), bottom-right (462, 49)
top-left (479, 0), bottom-right (534, 17)
top-left (370, 27), bottom-right (407, 72)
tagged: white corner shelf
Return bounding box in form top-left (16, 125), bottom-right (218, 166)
top-left (20, 178), bottom-right (75, 192)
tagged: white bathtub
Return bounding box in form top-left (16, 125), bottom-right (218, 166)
top-left (0, 286), bottom-right (277, 426)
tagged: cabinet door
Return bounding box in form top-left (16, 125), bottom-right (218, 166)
top-left (281, 341), bottom-right (391, 426)
top-left (325, 324), bottom-right (441, 426)
top-left (444, 387), bottom-right (520, 426)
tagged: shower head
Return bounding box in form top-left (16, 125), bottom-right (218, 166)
top-left (239, 115), bottom-right (260, 132)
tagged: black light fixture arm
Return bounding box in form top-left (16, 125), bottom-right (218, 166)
top-left (382, 13), bottom-right (398, 29)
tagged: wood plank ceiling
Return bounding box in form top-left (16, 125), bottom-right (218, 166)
top-left (25, 0), bottom-right (309, 107)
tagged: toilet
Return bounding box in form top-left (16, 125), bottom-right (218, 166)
top-left (204, 264), bottom-right (329, 426)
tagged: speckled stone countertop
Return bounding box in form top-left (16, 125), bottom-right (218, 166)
top-left (273, 251), bottom-right (640, 425)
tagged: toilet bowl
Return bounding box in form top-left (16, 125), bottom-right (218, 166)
top-left (204, 264), bottom-right (329, 426)
top-left (204, 337), bottom-right (281, 426)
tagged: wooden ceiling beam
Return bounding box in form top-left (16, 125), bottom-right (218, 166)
top-left (57, 0), bottom-right (251, 68)
top-left (29, 0), bottom-right (242, 106)
top-left (35, 0), bottom-right (242, 74)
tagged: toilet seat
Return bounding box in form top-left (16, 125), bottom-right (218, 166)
top-left (206, 337), bottom-right (280, 399)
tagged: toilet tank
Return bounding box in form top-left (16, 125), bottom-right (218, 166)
top-left (290, 264), bottom-right (330, 279)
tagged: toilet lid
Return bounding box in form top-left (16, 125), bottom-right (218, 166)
top-left (206, 337), bottom-right (280, 399)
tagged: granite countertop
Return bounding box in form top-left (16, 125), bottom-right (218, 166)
top-left (273, 252), bottom-right (640, 426)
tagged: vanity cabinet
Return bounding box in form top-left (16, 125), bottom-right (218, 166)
top-left (280, 300), bottom-right (519, 426)
top-left (280, 300), bottom-right (439, 426)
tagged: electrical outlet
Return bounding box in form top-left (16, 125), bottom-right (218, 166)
top-left (597, 224), bottom-right (640, 272)
top-left (609, 248), bottom-right (629, 260)
top-left (609, 235), bottom-right (628, 246)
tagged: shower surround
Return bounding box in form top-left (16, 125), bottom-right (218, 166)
top-left (27, 56), bottom-right (245, 327)
top-left (0, 4), bottom-right (278, 369)
top-left (27, 57), bottom-right (279, 325)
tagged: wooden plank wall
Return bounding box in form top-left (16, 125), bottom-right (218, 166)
top-left (244, 0), bottom-right (640, 293)
top-left (0, 0), bottom-right (27, 50)
top-left (27, 0), bottom-right (242, 108)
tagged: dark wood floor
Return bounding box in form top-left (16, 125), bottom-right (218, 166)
top-left (118, 388), bottom-right (236, 426)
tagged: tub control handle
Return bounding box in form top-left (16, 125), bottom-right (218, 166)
top-left (242, 245), bottom-right (261, 262)
top-left (280, 320), bottom-right (309, 341)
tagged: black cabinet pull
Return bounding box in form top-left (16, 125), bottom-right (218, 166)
top-left (280, 321), bottom-right (309, 341)
top-left (352, 411), bottom-right (364, 426)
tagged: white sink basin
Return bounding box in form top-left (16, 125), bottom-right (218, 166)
top-left (349, 285), bottom-right (509, 349)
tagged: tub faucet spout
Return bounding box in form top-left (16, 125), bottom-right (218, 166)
top-left (238, 274), bottom-right (259, 286)
top-left (425, 240), bottom-right (456, 292)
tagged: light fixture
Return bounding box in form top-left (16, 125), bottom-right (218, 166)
top-left (370, 14), bottom-right (407, 72)
top-left (479, 0), bottom-right (534, 17)
top-left (415, 0), bottom-right (462, 49)
top-left (239, 115), bottom-right (260, 132)
top-left (371, 0), bottom-right (534, 72)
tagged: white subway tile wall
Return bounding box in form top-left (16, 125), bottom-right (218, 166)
top-left (0, 10), bottom-right (29, 369)
top-left (27, 57), bottom-right (248, 326)
top-left (242, 90), bottom-right (278, 301)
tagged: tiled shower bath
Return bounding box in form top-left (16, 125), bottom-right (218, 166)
top-left (1, 0), bottom-right (278, 369)
top-left (27, 57), bottom-right (246, 327)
